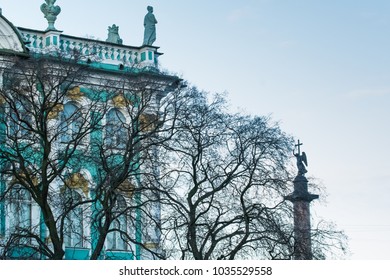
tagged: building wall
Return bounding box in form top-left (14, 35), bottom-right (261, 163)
top-left (0, 13), bottom-right (176, 260)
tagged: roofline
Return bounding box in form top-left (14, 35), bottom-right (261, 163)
top-left (17, 26), bottom-right (163, 55)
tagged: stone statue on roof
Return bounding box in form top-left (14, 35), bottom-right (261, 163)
top-left (40, 0), bottom-right (61, 31)
top-left (106, 24), bottom-right (123, 45)
top-left (143, 6), bottom-right (157, 46)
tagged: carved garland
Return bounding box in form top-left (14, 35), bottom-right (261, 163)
top-left (64, 172), bottom-right (89, 195)
top-left (112, 94), bottom-right (127, 108)
top-left (66, 86), bottom-right (84, 100)
top-left (139, 113), bottom-right (158, 132)
top-left (118, 179), bottom-right (135, 198)
top-left (47, 103), bottom-right (64, 119)
top-left (11, 171), bottom-right (39, 187)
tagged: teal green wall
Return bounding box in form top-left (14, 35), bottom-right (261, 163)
top-left (0, 79), bottom-right (147, 260)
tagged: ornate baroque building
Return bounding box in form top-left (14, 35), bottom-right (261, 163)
top-left (0, 3), bottom-right (179, 259)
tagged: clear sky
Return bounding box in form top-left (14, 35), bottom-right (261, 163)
top-left (2, 0), bottom-right (389, 259)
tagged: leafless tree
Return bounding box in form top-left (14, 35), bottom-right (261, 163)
top-left (0, 53), bottom-right (104, 259)
top-left (151, 88), bottom-right (348, 259)
top-left (0, 53), bottom-right (347, 260)
top-left (0, 52), bottom-right (183, 259)
top-left (149, 89), bottom-right (291, 259)
top-left (86, 70), bottom-right (186, 260)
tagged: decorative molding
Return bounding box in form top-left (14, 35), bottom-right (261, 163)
top-left (47, 103), bottom-right (63, 119)
top-left (140, 113), bottom-right (157, 132)
top-left (118, 179), bottom-right (135, 198)
top-left (106, 24), bottom-right (123, 45)
top-left (112, 93), bottom-right (127, 108)
top-left (19, 28), bottom-right (161, 69)
top-left (143, 242), bottom-right (158, 249)
top-left (65, 172), bottom-right (89, 195)
top-left (11, 171), bottom-right (39, 187)
top-left (67, 86), bottom-right (83, 100)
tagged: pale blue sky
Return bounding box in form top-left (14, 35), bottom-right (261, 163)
top-left (2, 0), bottom-right (390, 259)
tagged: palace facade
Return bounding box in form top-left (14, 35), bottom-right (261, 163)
top-left (0, 3), bottom-right (179, 260)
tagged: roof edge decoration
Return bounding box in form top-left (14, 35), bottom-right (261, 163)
top-left (17, 27), bottom-right (162, 72)
top-left (0, 14), bottom-right (28, 55)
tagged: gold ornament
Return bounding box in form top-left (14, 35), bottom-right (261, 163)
top-left (143, 242), bottom-right (158, 249)
top-left (65, 172), bottom-right (89, 195)
top-left (47, 103), bottom-right (63, 119)
top-left (67, 86), bottom-right (83, 100)
top-left (112, 94), bottom-right (127, 107)
top-left (118, 179), bottom-right (135, 198)
top-left (12, 171), bottom-right (39, 187)
top-left (139, 113), bottom-right (157, 132)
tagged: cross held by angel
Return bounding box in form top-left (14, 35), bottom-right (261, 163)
top-left (294, 140), bottom-right (308, 176)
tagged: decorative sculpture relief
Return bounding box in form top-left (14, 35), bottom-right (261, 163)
top-left (65, 172), bottom-right (89, 195)
top-left (112, 94), bottom-right (127, 108)
top-left (106, 24), bottom-right (123, 45)
top-left (67, 86), bottom-right (84, 100)
top-left (47, 103), bottom-right (64, 119)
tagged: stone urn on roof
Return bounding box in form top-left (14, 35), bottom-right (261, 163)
top-left (40, 0), bottom-right (61, 31)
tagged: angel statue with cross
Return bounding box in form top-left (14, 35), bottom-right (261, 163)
top-left (294, 140), bottom-right (308, 176)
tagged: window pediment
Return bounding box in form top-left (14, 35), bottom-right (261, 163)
top-left (64, 172), bottom-right (89, 195)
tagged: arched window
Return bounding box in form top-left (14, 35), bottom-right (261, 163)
top-left (106, 195), bottom-right (128, 251)
top-left (63, 189), bottom-right (84, 248)
top-left (9, 185), bottom-right (32, 233)
top-left (106, 109), bottom-right (126, 148)
top-left (60, 102), bottom-right (82, 143)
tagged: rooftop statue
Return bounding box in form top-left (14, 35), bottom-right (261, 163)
top-left (294, 140), bottom-right (308, 176)
top-left (143, 6), bottom-right (157, 46)
top-left (106, 24), bottom-right (123, 45)
top-left (40, 0), bottom-right (61, 31)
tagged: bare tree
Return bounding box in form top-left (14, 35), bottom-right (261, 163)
top-left (0, 52), bottom-right (183, 259)
top-left (86, 71), bottom-right (186, 260)
top-left (150, 89), bottom-right (291, 259)
top-left (151, 88), bottom-right (348, 260)
top-left (0, 53), bottom-right (347, 260)
top-left (0, 53), bottom-right (105, 259)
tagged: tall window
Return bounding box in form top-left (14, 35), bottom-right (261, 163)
top-left (9, 100), bottom-right (31, 138)
top-left (63, 189), bottom-right (84, 247)
top-left (60, 103), bottom-right (82, 143)
top-left (106, 195), bottom-right (128, 250)
top-left (9, 185), bottom-right (32, 233)
top-left (0, 200), bottom-right (4, 236)
top-left (106, 109), bottom-right (126, 149)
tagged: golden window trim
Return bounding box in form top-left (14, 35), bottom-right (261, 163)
top-left (143, 242), bottom-right (158, 249)
top-left (11, 171), bottom-right (39, 188)
top-left (112, 93), bottom-right (129, 108)
top-left (66, 86), bottom-right (84, 100)
top-left (47, 103), bottom-right (64, 119)
top-left (118, 179), bottom-right (135, 198)
top-left (64, 172), bottom-right (89, 196)
top-left (139, 113), bottom-right (158, 132)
